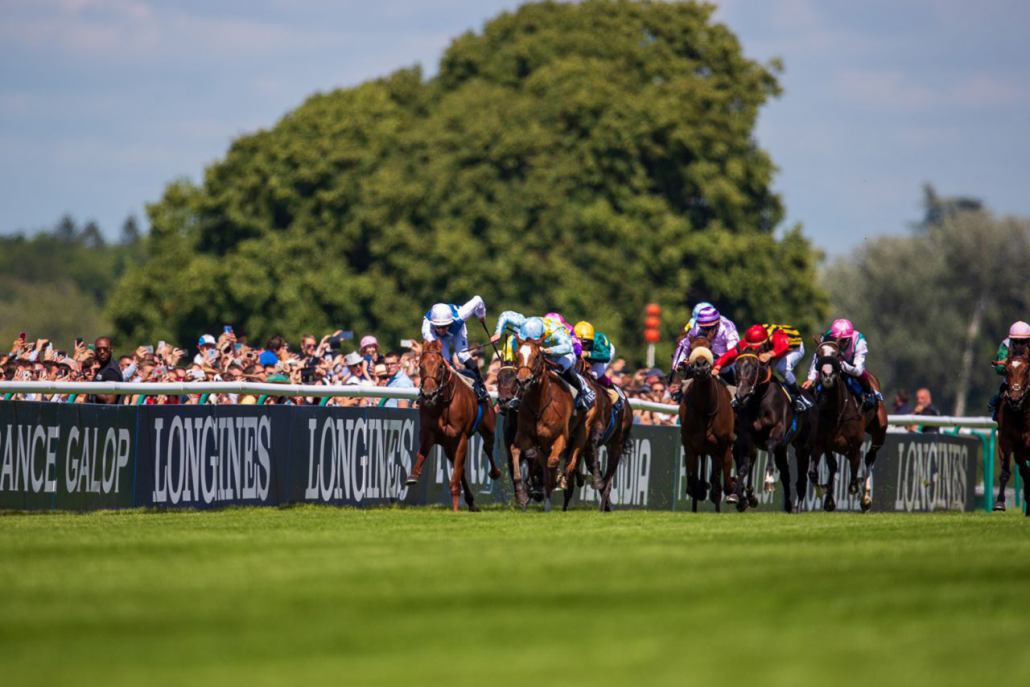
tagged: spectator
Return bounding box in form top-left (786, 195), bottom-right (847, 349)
top-left (88, 336), bottom-right (122, 404)
top-left (265, 335), bottom-right (288, 362)
top-left (908, 387), bottom-right (941, 433)
top-left (193, 334), bottom-right (217, 365)
top-left (382, 351), bottom-right (414, 409)
top-left (342, 352), bottom-right (374, 386)
top-left (360, 335), bottom-right (381, 367)
top-left (892, 389), bottom-right (912, 414)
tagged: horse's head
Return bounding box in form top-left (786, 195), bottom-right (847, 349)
top-left (514, 338), bottom-right (545, 394)
top-left (734, 353), bottom-right (769, 404)
top-left (496, 364), bottom-right (519, 411)
top-left (815, 340), bottom-right (842, 389)
top-left (1005, 353), bottom-right (1030, 407)
top-left (418, 340), bottom-right (447, 407)
top-left (685, 344), bottom-right (714, 379)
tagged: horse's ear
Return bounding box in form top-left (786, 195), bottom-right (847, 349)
top-left (424, 339), bottom-right (441, 353)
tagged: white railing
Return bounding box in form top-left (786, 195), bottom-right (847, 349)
top-left (886, 414), bottom-right (996, 430)
top-left (0, 380), bottom-right (678, 414)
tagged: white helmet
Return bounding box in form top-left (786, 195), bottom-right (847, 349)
top-left (428, 303), bottom-right (455, 327)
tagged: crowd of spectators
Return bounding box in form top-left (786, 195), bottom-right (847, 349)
top-left (0, 330), bottom-right (678, 423)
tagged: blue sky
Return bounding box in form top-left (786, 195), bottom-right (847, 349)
top-left (1, 0), bottom-right (1028, 254)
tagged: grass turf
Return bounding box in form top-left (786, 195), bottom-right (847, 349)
top-left (1, 507), bottom-right (1028, 686)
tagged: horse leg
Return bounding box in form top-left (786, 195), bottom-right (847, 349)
top-left (1016, 456), bottom-right (1030, 517)
top-left (510, 442), bottom-right (529, 510)
top-left (448, 435), bottom-right (469, 512)
top-left (847, 446), bottom-right (863, 500)
top-left (684, 446), bottom-right (699, 513)
top-left (600, 439), bottom-right (627, 513)
top-left (405, 428), bottom-right (435, 486)
top-left (709, 454), bottom-right (724, 513)
top-left (823, 452), bottom-right (838, 512)
top-left (996, 448), bottom-right (1011, 511)
top-left (774, 444), bottom-right (791, 514)
top-left (478, 413), bottom-right (502, 481)
top-left (793, 447), bottom-right (810, 513)
top-left (544, 436), bottom-right (567, 513)
top-left (732, 439), bottom-right (751, 512)
top-left (720, 442), bottom-right (735, 503)
top-left (860, 442), bottom-right (882, 513)
top-left (460, 472), bottom-right (480, 512)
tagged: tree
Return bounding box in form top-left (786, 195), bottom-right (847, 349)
top-left (825, 187), bottom-right (1030, 415)
top-left (107, 0), bottom-right (826, 363)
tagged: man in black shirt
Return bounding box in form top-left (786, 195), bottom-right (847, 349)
top-left (909, 387), bottom-right (941, 434)
top-left (90, 337), bottom-right (122, 404)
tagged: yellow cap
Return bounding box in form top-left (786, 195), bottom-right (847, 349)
top-left (574, 321), bottom-right (595, 340)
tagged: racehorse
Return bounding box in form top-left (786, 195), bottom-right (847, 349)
top-left (733, 353), bottom-right (813, 513)
top-left (567, 361), bottom-right (633, 512)
top-left (678, 339), bottom-right (735, 512)
top-left (808, 340), bottom-right (887, 512)
top-left (509, 339), bottom-right (584, 511)
top-left (994, 352), bottom-right (1030, 515)
top-left (405, 340), bottom-right (502, 511)
top-left (497, 361), bottom-right (545, 503)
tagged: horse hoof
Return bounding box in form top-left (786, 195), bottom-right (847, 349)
top-left (468, 504), bottom-right (481, 513)
top-left (860, 497), bottom-right (871, 513)
top-left (748, 494), bottom-right (759, 508)
top-left (824, 498), bottom-right (836, 513)
top-left (726, 493), bottom-right (739, 504)
top-left (531, 489), bottom-right (544, 502)
top-left (404, 476), bottom-right (418, 487)
top-left (993, 501), bottom-right (1006, 512)
top-left (575, 472), bottom-right (585, 488)
top-left (556, 474), bottom-right (568, 490)
top-left (489, 467), bottom-right (501, 480)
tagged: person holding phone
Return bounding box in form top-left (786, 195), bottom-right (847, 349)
top-left (88, 336), bottom-right (122, 404)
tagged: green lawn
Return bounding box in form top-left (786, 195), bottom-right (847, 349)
top-left (1, 507), bottom-right (1028, 686)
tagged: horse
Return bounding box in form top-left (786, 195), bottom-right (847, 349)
top-left (733, 353), bottom-right (814, 513)
top-left (568, 360), bottom-right (634, 512)
top-left (678, 339), bottom-right (735, 512)
top-left (994, 352), bottom-right (1030, 515)
top-left (497, 361), bottom-right (545, 503)
top-left (808, 340), bottom-right (887, 512)
top-left (509, 339), bottom-right (583, 512)
top-left (405, 340), bottom-right (502, 512)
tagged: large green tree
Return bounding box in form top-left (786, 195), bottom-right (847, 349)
top-left (825, 186), bottom-right (1030, 415)
top-left (108, 0), bottom-right (825, 363)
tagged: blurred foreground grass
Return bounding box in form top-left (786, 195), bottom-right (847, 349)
top-left (1, 507), bottom-right (1028, 686)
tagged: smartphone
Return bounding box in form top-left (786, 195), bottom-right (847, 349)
top-left (400, 338), bottom-right (415, 349)
top-left (158, 340), bottom-right (166, 349)
top-left (75, 337), bottom-right (84, 346)
top-left (224, 325), bottom-right (234, 335)
top-left (143, 345), bottom-right (154, 354)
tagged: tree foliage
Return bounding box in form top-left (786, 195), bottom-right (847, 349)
top-left (0, 215), bottom-right (144, 348)
top-left (825, 187), bottom-right (1030, 414)
top-left (108, 0), bottom-right (826, 363)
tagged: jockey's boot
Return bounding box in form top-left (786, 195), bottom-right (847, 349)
top-left (561, 367), bottom-right (595, 411)
top-left (989, 383), bottom-right (1006, 421)
top-left (861, 391), bottom-right (880, 410)
top-left (784, 381), bottom-right (812, 412)
top-left (463, 359), bottom-right (489, 404)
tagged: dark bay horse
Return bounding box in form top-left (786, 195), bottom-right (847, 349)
top-left (405, 340), bottom-right (501, 511)
top-left (733, 353), bottom-right (813, 513)
top-left (678, 341), bottom-right (735, 512)
top-left (569, 362), bottom-right (633, 512)
top-left (509, 339), bottom-right (583, 511)
top-left (808, 341), bottom-right (887, 512)
top-left (995, 352), bottom-right (1030, 515)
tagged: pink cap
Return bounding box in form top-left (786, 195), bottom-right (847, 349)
top-left (360, 335), bottom-right (379, 349)
top-left (829, 318), bottom-right (854, 339)
top-left (1009, 321), bottom-right (1030, 339)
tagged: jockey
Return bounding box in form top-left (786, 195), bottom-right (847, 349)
top-left (988, 321), bottom-right (1030, 418)
top-left (714, 322), bottom-right (812, 411)
top-left (574, 321), bottom-right (616, 389)
top-left (421, 295), bottom-right (489, 403)
top-left (544, 312), bottom-right (583, 357)
top-left (684, 301), bottom-right (714, 333)
top-left (802, 318), bottom-right (881, 410)
top-left (671, 303), bottom-right (739, 377)
top-left (493, 311), bottom-right (596, 411)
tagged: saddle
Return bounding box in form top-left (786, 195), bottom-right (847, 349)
top-left (548, 371), bottom-right (578, 400)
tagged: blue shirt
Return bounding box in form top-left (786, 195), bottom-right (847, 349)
top-left (383, 371), bottom-right (414, 408)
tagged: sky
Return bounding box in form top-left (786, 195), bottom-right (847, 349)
top-left (1, 0), bottom-right (1028, 254)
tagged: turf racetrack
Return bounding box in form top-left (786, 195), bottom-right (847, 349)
top-left (1, 507), bottom-right (1028, 686)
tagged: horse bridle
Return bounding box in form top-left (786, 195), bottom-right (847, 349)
top-left (419, 354), bottom-right (452, 407)
top-left (1005, 357), bottom-right (1029, 408)
top-left (734, 352), bottom-right (771, 403)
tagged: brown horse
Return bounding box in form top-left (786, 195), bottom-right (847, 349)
top-left (808, 340), bottom-right (887, 512)
top-left (678, 340), bottom-right (735, 512)
top-left (405, 340), bottom-right (501, 511)
top-left (509, 339), bottom-right (583, 511)
top-left (733, 353), bottom-right (814, 513)
top-left (497, 362), bottom-right (544, 503)
top-left (568, 361), bottom-right (634, 512)
top-left (995, 352), bottom-right (1030, 515)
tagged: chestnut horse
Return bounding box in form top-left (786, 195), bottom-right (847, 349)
top-left (405, 340), bottom-right (501, 512)
top-left (808, 340), bottom-right (887, 512)
top-left (678, 339), bottom-right (735, 512)
top-left (733, 353), bottom-right (814, 513)
top-left (497, 362), bottom-right (545, 503)
top-left (995, 352), bottom-right (1030, 515)
top-left (509, 339), bottom-right (583, 511)
top-left (566, 361), bottom-right (634, 512)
